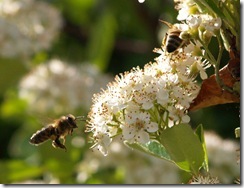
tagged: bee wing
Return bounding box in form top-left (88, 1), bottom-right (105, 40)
top-left (28, 113), bottom-right (58, 144)
top-left (40, 116), bottom-right (57, 126)
top-left (27, 112), bottom-right (55, 128)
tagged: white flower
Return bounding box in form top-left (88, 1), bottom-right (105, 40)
top-left (181, 114), bottom-right (190, 123)
top-left (156, 87), bottom-right (169, 106)
top-left (184, 41), bottom-right (204, 56)
top-left (186, 15), bottom-right (202, 28)
top-left (189, 175), bottom-right (219, 184)
top-left (121, 111), bottom-right (158, 144)
top-left (189, 59), bottom-right (211, 80)
top-left (91, 131), bottom-right (112, 156)
top-left (176, 0), bottom-right (197, 21)
top-left (184, 14), bottom-right (222, 40)
top-left (201, 16), bottom-right (222, 34)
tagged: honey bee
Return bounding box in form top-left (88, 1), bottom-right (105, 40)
top-left (160, 20), bottom-right (187, 53)
top-left (29, 114), bottom-right (85, 151)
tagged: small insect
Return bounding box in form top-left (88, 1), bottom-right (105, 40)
top-left (160, 20), bottom-right (187, 53)
top-left (29, 114), bottom-right (85, 151)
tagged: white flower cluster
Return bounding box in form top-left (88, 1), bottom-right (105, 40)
top-left (0, 0), bottom-right (62, 58)
top-left (189, 174), bottom-right (219, 184)
top-left (19, 59), bottom-right (112, 115)
top-left (175, 0), bottom-right (222, 43)
top-left (86, 43), bottom-right (204, 155)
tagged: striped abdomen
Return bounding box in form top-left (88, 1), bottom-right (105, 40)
top-left (29, 125), bottom-right (56, 145)
top-left (165, 30), bottom-right (183, 53)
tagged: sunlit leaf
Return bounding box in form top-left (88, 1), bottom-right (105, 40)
top-left (124, 140), bottom-right (173, 163)
top-left (159, 124), bottom-right (204, 174)
top-left (124, 124), bottom-right (205, 174)
top-left (195, 124), bottom-right (209, 172)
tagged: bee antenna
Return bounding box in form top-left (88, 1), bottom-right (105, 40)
top-left (159, 19), bottom-right (172, 28)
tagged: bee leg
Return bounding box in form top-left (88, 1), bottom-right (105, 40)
top-left (63, 137), bottom-right (66, 145)
top-left (52, 138), bottom-right (67, 152)
top-left (69, 129), bottom-right (73, 136)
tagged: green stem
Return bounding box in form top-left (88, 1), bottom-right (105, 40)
top-left (214, 35), bottom-right (234, 93)
top-left (199, 36), bottom-right (234, 93)
top-left (198, 39), bottom-right (216, 65)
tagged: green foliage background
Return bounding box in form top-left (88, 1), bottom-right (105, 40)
top-left (0, 0), bottom-right (239, 184)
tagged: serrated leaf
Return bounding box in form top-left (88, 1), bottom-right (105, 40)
top-left (159, 124), bottom-right (204, 174)
top-left (124, 140), bottom-right (173, 163)
top-left (195, 124), bottom-right (209, 172)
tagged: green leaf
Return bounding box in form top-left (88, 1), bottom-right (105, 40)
top-left (195, 124), bottom-right (209, 172)
top-left (124, 140), bottom-right (173, 163)
top-left (124, 124), bottom-right (205, 174)
top-left (159, 124), bottom-right (204, 174)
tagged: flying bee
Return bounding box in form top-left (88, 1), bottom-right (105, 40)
top-left (160, 20), bottom-right (187, 53)
top-left (29, 114), bottom-right (85, 151)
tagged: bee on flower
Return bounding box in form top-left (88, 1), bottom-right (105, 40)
top-left (85, 42), bottom-right (205, 155)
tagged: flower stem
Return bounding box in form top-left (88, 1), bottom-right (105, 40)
top-left (214, 35), bottom-right (234, 93)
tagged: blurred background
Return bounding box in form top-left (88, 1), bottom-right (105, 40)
top-left (0, 0), bottom-right (240, 184)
